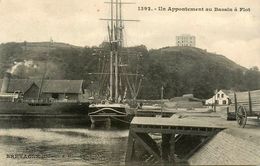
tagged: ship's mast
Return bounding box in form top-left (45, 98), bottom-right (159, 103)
top-left (119, 0), bottom-right (123, 47)
top-left (37, 38), bottom-right (53, 100)
top-left (114, 0), bottom-right (119, 102)
top-left (109, 0), bottom-right (114, 101)
top-left (103, 0), bottom-right (138, 102)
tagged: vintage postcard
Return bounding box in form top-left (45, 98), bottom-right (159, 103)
top-left (0, 0), bottom-right (259, 165)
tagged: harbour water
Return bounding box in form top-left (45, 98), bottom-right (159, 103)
top-left (0, 118), bottom-right (129, 166)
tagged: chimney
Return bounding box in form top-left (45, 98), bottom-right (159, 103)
top-left (1, 72), bottom-right (11, 93)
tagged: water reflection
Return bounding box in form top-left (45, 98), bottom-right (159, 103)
top-left (0, 127), bottom-right (129, 165)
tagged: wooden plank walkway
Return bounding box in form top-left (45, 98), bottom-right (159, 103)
top-left (126, 113), bottom-right (232, 164)
top-left (132, 116), bottom-right (228, 128)
top-left (131, 116), bottom-right (230, 135)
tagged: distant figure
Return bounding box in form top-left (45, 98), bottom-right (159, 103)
top-left (137, 102), bottom-right (143, 109)
top-left (63, 96), bottom-right (69, 102)
top-left (140, 102), bottom-right (143, 109)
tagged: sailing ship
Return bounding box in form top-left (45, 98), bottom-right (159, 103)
top-left (88, 0), bottom-right (142, 127)
top-left (0, 41), bottom-right (89, 120)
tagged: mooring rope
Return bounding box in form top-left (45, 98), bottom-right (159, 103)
top-left (110, 116), bottom-right (131, 124)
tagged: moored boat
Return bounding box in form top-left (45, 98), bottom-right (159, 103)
top-left (88, 0), bottom-right (141, 127)
top-left (89, 102), bottom-right (132, 127)
top-left (0, 72), bottom-right (89, 118)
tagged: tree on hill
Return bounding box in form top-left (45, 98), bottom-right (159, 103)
top-left (1, 42), bottom-right (260, 100)
top-left (243, 66), bottom-right (260, 90)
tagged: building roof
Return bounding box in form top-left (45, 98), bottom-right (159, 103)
top-left (205, 89), bottom-right (234, 102)
top-left (0, 79), bottom-right (83, 94)
top-left (37, 80), bottom-right (83, 94)
top-left (0, 79), bottom-right (34, 93)
top-left (220, 89), bottom-right (234, 96)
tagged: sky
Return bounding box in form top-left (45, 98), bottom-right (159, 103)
top-left (0, 0), bottom-right (259, 69)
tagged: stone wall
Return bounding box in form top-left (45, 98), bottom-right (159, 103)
top-left (188, 129), bottom-right (260, 165)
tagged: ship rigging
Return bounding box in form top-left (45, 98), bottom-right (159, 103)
top-left (88, 0), bottom-right (141, 127)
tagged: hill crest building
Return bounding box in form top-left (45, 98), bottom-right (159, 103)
top-left (176, 34), bottom-right (196, 47)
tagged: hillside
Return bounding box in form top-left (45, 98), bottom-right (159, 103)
top-left (0, 42), bottom-right (259, 99)
top-left (152, 46), bottom-right (245, 71)
top-left (138, 46), bottom-right (259, 99)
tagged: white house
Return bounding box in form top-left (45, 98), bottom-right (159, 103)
top-left (205, 90), bottom-right (232, 105)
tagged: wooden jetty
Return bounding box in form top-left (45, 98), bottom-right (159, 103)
top-left (135, 107), bottom-right (211, 117)
top-left (135, 109), bottom-right (174, 117)
top-left (125, 114), bottom-right (231, 164)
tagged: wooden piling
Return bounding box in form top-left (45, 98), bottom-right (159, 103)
top-left (161, 133), bottom-right (175, 162)
top-left (126, 117), bottom-right (225, 164)
top-left (161, 134), bottom-right (171, 161)
top-left (170, 134), bottom-right (175, 162)
top-left (125, 130), bottom-right (135, 162)
top-left (105, 118), bottom-right (111, 129)
top-left (131, 132), bottom-right (161, 160)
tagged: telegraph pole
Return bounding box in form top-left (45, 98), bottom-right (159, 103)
top-left (161, 86), bottom-right (164, 116)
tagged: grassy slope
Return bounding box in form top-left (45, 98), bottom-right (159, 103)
top-left (150, 46), bottom-right (245, 73)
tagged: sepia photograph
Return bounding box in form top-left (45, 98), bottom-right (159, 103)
top-left (0, 0), bottom-right (259, 165)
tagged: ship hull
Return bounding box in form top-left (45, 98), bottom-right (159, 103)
top-left (89, 115), bottom-right (133, 128)
top-left (88, 103), bottom-right (134, 128)
top-left (0, 101), bottom-right (89, 115)
top-left (0, 101), bottom-right (90, 128)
